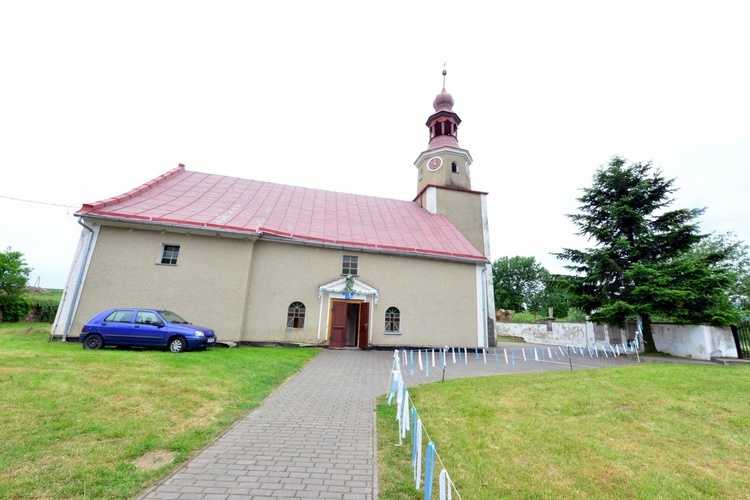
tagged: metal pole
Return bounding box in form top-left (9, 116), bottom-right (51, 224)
top-left (567, 346), bottom-right (573, 371)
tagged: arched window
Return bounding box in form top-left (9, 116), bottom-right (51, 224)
top-left (385, 307), bottom-right (400, 334)
top-left (287, 302), bottom-right (305, 328)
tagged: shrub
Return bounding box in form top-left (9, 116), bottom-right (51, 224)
top-left (31, 299), bottom-right (59, 323)
top-left (0, 297), bottom-right (33, 322)
top-left (565, 307), bottom-right (587, 322)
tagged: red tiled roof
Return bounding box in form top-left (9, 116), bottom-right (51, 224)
top-left (77, 165), bottom-right (487, 262)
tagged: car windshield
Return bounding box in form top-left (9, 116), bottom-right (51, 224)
top-left (160, 311), bottom-right (190, 324)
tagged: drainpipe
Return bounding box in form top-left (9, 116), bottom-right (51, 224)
top-left (481, 267), bottom-right (488, 349)
top-left (62, 218), bottom-right (94, 342)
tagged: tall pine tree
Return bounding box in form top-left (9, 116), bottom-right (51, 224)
top-left (556, 156), bottom-right (735, 352)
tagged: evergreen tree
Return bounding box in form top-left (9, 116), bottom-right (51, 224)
top-left (685, 232), bottom-right (749, 316)
top-left (556, 157), bottom-right (735, 352)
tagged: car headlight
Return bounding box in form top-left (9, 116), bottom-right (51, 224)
top-left (194, 330), bottom-right (205, 337)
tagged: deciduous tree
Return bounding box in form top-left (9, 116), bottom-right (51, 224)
top-left (0, 247), bottom-right (32, 321)
top-left (492, 256), bottom-right (548, 315)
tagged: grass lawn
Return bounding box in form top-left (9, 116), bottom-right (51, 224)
top-left (25, 288), bottom-right (63, 302)
top-left (0, 323), bottom-right (318, 499)
top-left (377, 363), bottom-right (750, 498)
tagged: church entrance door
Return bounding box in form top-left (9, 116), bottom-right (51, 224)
top-left (358, 302), bottom-right (370, 350)
top-left (329, 301), bottom-right (348, 347)
top-left (328, 300), bottom-right (370, 349)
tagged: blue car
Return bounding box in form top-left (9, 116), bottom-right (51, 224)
top-left (80, 308), bottom-right (217, 353)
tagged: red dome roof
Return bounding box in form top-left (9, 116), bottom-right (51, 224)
top-left (432, 89), bottom-right (454, 112)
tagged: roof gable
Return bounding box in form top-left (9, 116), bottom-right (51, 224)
top-left (77, 165), bottom-right (487, 262)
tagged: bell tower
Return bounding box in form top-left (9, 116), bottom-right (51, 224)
top-left (413, 69), bottom-right (496, 347)
top-left (414, 68), bottom-right (473, 195)
top-left (413, 69), bottom-right (490, 259)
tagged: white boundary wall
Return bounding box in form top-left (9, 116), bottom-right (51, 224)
top-left (497, 321), bottom-right (738, 360)
top-left (496, 321), bottom-right (605, 347)
top-left (651, 324), bottom-right (737, 360)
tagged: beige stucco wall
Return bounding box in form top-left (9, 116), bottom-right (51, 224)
top-left (65, 223), bottom-right (485, 348)
top-left (434, 189), bottom-right (486, 257)
top-left (365, 253), bottom-right (480, 347)
top-left (243, 241), bottom-right (482, 347)
top-left (67, 224), bottom-right (254, 339)
top-left (417, 151), bottom-right (472, 194)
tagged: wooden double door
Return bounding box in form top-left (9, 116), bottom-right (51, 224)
top-left (329, 300), bottom-right (369, 349)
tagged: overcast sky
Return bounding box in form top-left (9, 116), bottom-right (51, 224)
top-left (1, 1), bottom-right (748, 289)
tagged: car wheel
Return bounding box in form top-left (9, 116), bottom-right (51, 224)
top-left (84, 334), bottom-right (104, 350)
top-left (168, 336), bottom-right (187, 353)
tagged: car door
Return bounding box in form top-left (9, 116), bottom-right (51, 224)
top-left (132, 310), bottom-right (168, 346)
top-left (98, 309), bottom-right (135, 345)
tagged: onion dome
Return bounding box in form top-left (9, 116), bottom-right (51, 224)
top-left (433, 88), bottom-right (455, 112)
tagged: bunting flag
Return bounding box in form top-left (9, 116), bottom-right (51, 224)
top-left (388, 355), bottom-right (401, 405)
top-left (388, 371), bottom-right (401, 406)
top-left (424, 442), bottom-right (436, 498)
top-left (401, 389), bottom-right (410, 439)
top-left (396, 341), bottom-right (635, 382)
top-left (395, 380), bottom-right (404, 417)
top-left (439, 469), bottom-right (452, 500)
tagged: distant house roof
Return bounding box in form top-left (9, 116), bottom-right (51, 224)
top-left (77, 164), bottom-right (487, 263)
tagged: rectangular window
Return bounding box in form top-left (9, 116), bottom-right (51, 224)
top-left (160, 245), bottom-right (180, 265)
top-left (342, 255), bottom-right (358, 276)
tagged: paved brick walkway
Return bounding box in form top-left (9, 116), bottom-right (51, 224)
top-left (140, 344), bottom-right (637, 499)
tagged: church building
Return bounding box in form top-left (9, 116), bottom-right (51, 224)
top-left (53, 78), bottom-right (496, 349)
